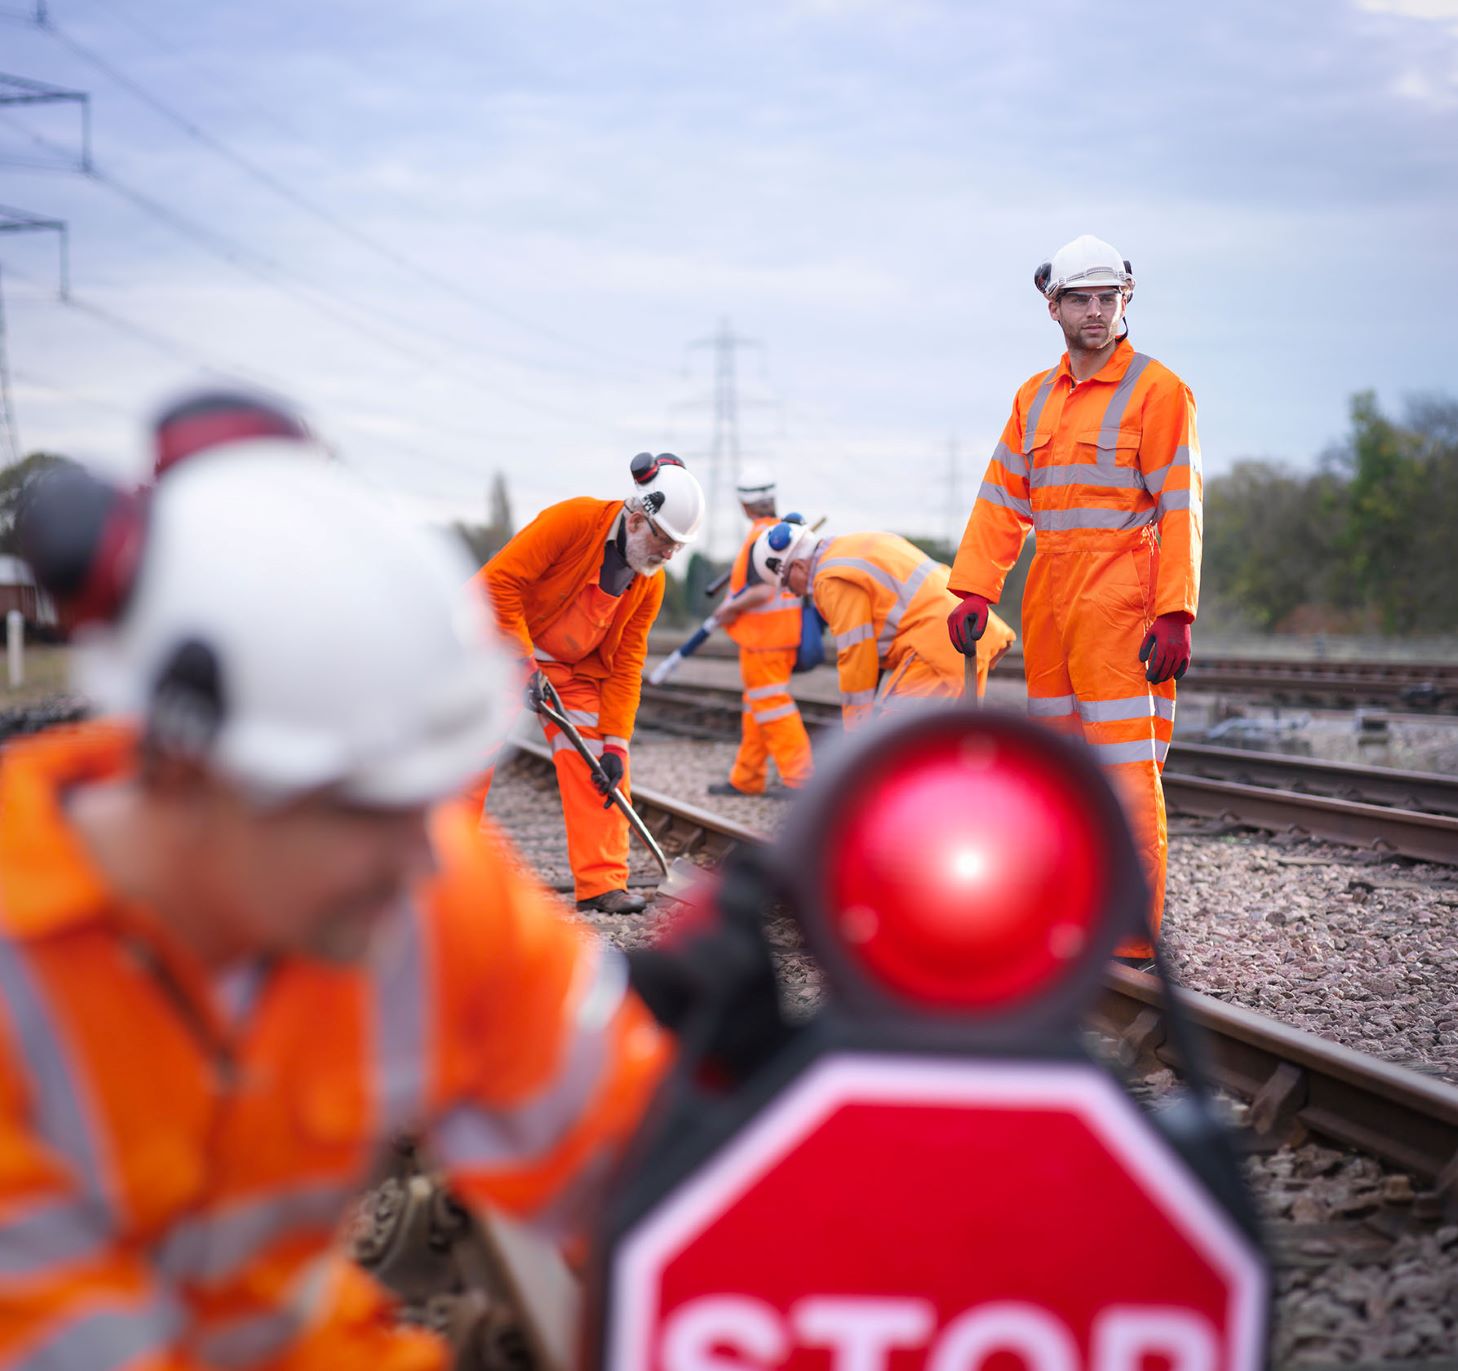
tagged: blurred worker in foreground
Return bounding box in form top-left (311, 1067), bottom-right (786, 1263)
top-left (2, 445), bottom-right (667, 1369)
top-left (474, 453), bottom-right (706, 915)
top-left (946, 234), bottom-right (1202, 962)
top-left (707, 466), bottom-right (814, 799)
top-left (753, 520), bottom-right (1014, 730)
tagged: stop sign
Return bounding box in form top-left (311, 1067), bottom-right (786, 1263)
top-left (602, 1054), bottom-right (1267, 1371)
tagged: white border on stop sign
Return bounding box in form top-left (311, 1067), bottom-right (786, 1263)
top-left (608, 1056), bottom-right (1267, 1371)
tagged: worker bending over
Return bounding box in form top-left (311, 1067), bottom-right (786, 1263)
top-left (475, 453), bottom-right (706, 915)
top-left (752, 520), bottom-right (1014, 730)
top-left (946, 234), bottom-right (1202, 963)
top-left (708, 466), bottom-right (814, 798)
top-left (2, 439), bottom-right (667, 1369)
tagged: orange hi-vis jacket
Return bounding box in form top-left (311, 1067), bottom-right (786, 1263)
top-left (0, 725), bottom-right (668, 1370)
top-left (949, 338), bottom-right (1202, 617)
top-left (476, 498), bottom-right (664, 743)
top-left (810, 532), bottom-right (1013, 730)
top-left (722, 517), bottom-right (803, 652)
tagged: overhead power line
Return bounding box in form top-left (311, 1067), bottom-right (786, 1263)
top-left (34, 14), bottom-right (671, 382)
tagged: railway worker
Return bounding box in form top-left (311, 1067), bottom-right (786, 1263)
top-left (707, 465), bottom-right (814, 799)
top-left (474, 453), bottom-right (706, 916)
top-left (2, 448), bottom-right (668, 1370)
top-left (751, 520), bottom-right (1014, 730)
top-left (945, 234), bottom-right (1202, 963)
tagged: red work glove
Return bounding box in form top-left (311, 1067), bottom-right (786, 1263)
top-left (596, 744), bottom-right (626, 807)
top-left (946, 592), bottom-right (992, 655)
top-left (1139, 613), bottom-right (1193, 684)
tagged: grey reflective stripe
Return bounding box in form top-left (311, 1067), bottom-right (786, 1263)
top-left (1094, 353), bottom-right (1151, 461)
top-left (976, 479), bottom-right (1033, 519)
top-left (0, 931), bottom-right (113, 1212)
top-left (156, 1179), bottom-right (354, 1284)
top-left (432, 989), bottom-right (614, 1171)
top-left (1141, 445), bottom-right (1191, 495)
top-left (563, 708), bottom-right (599, 728)
top-left (602, 734), bottom-right (629, 751)
top-left (1030, 464), bottom-right (1144, 490)
top-left (744, 681), bottom-right (787, 701)
top-left (371, 904), bottom-right (428, 1135)
top-left (877, 558), bottom-right (937, 652)
top-left (745, 597), bottom-right (797, 615)
top-left (0, 1197), bottom-right (105, 1274)
top-left (816, 556), bottom-right (902, 598)
top-left (1076, 694), bottom-right (1159, 724)
top-left (1027, 694), bottom-right (1077, 718)
top-left (753, 702), bottom-right (800, 724)
top-left (1033, 506), bottom-right (1156, 533)
top-left (1091, 739), bottom-right (1158, 766)
top-left (533, 648), bottom-right (558, 663)
top-left (1155, 488), bottom-right (1192, 519)
top-left (16, 1296), bottom-right (184, 1370)
top-left (842, 688), bottom-right (876, 707)
top-left (1153, 697), bottom-right (1176, 722)
top-left (551, 732), bottom-right (603, 758)
top-left (990, 440), bottom-right (1028, 480)
top-left (834, 623), bottom-right (874, 650)
top-left (1021, 371), bottom-right (1059, 455)
top-left (195, 1258), bottom-right (330, 1369)
top-left (575, 945), bottom-right (628, 1035)
top-left (1155, 736), bottom-right (1172, 765)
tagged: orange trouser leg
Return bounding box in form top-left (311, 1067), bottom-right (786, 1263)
top-left (1022, 536), bottom-right (1171, 959)
top-left (730, 648), bottom-right (813, 791)
top-left (538, 670), bottom-right (631, 902)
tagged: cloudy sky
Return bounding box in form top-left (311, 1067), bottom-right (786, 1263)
top-left (2, 0), bottom-right (1455, 555)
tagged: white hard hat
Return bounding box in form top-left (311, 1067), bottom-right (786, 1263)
top-left (1036, 235), bottom-right (1134, 300)
top-left (751, 519), bottom-right (820, 586)
top-left (74, 452), bottom-right (510, 807)
top-left (735, 464), bottom-right (776, 502)
top-left (630, 454), bottom-right (706, 544)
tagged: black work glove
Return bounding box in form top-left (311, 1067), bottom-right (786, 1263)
top-left (524, 669), bottom-right (548, 714)
top-left (595, 746), bottom-right (625, 807)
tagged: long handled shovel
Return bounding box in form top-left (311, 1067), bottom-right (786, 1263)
top-left (534, 679), bottom-right (702, 900)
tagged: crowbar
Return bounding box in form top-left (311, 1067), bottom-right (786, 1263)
top-left (534, 678), bottom-right (702, 900)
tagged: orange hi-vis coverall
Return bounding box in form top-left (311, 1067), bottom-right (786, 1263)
top-left (722, 516), bottom-right (813, 792)
top-left (0, 723), bottom-right (667, 1371)
top-left (950, 337), bottom-right (1202, 959)
top-left (474, 498), bottom-right (664, 902)
top-left (809, 531), bottom-right (1014, 732)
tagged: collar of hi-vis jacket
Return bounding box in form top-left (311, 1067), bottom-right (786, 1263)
top-left (0, 721), bottom-right (138, 939)
top-left (1052, 335), bottom-right (1135, 388)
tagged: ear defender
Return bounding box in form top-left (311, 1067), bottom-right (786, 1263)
top-left (631, 452), bottom-right (687, 484)
top-left (16, 463), bottom-right (149, 631)
top-left (1033, 262), bottom-right (1053, 295)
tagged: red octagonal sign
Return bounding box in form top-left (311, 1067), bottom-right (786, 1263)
top-left (606, 1056), bottom-right (1267, 1370)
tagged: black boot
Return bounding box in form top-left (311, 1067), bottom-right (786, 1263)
top-left (576, 888), bottom-right (648, 915)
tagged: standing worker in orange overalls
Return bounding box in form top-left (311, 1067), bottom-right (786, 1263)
top-left (707, 465), bottom-right (814, 799)
top-left (752, 521), bottom-right (1014, 731)
top-left (475, 454), bottom-right (706, 915)
top-left (2, 436), bottom-right (669, 1370)
top-left (946, 235), bottom-right (1202, 964)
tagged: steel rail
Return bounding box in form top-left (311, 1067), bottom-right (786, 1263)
top-left (502, 739), bottom-right (1458, 1205)
top-left (639, 680), bottom-right (1458, 863)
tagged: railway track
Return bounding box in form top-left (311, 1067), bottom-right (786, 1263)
top-left (637, 681), bottom-right (1458, 866)
top-left (648, 635), bottom-right (1458, 710)
top-left (506, 736), bottom-right (1458, 1225)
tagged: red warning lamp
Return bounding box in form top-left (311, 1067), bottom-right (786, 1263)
top-left (779, 709), bottom-right (1147, 1027)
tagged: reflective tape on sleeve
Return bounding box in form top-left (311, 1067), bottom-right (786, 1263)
top-left (834, 623), bottom-right (874, 650)
top-left (16, 1295), bottom-right (184, 1371)
top-left (975, 480), bottom-right (1033, 520)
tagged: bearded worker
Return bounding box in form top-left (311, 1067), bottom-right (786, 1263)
top-left (946, 235), bottom-right (1203, 964)
top-left (474, 453), bottom-right (706, 915)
